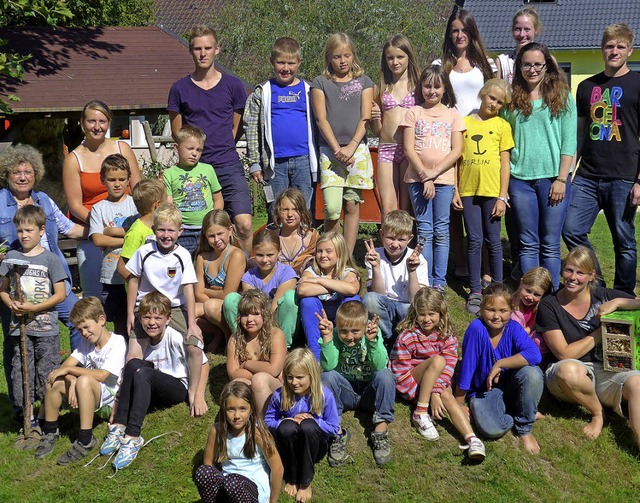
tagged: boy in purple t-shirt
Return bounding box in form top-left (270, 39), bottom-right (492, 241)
top-left (167, 25), bottom-right (251, 250)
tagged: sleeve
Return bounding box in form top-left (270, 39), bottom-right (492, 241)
top-left (575, 80), bottom-right (589, 118)
top-left (400, 107), bottom-right (418, 129)
top-left (509, 321), bottom-right (541, 366)
top-left (316, 387), bottom-right (341, 436)
top-left (488, 58), bottom-right (498, 75)
top-left (310, 75), bottom-right (324, 91)
top-left (319, 329), bottom-right (340, 371)
top-left (560, 94), bottom-right (578, 157)
top-left (535, 297), bottom-right (561, 334)
top-left (511, 310), bottom-right (527, 328)
top-left (101, 336), bottom-right (127, 377)
top-left (365, 255), bottom-right (373, 284)
top-left (243, 87), bottom-right (263, 168)
top-left (167, 81), bottom-right (182, 113)
top-left (120, 224), bottom-right (144, 261)
top-left (125, 247), bottom-right (144, 276)
top-left (389, 330), bottom-right (415, 381)
top-left (69, 340), bottom-right (88, 366)
top-left (181, 254), bottom-right (198, 285)
top-left (416, 255), bottom-right (430, 287)
top-left (362, 75), bottom-right (374, 90)
top-left (433, 335), bottom-right (458, 394)
top-left (231, 76), bottom-right (247, 111)
top-left (457, 321), bottom-right (483, 392)
top-left (88, 204), bottom-right (105, 238)
top-left (0, 252), bottom-right (11, 277)
top-left (365, 328), bottom-right (389, 371)
top-left (264, 389), bottom-right (284, 430)
top-left (499, 119), bottom-right (515, 151)
top-left (452, 109), bottom-right (466, 132)
top-left (47, 253), bottom-right (69, 285)
top-left (206, 164), bottom-right (222, 193)
top-left (603, 287), bottom-right (635, 302)
top-left (47, 196), bottom-right (75, 235)
top-left (279, 264), bottom-right (298, 283)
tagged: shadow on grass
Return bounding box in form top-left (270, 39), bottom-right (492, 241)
top-left (208, 362), bottom-right (229, 404)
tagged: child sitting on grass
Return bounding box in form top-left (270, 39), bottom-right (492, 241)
top-left (35, 297), bottom-right (126, 464)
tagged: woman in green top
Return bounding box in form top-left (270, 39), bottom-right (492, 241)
top-left (502, 42), bottom-right (577, 290)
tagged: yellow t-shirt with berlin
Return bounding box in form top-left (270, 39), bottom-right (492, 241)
top-left (459, 115), bottom-right (514, 197)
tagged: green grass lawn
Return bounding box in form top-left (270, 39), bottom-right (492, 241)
top-left (1, 214), bottom-right (640, 502)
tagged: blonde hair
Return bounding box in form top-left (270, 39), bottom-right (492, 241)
top-left (281, 348), bottom-right (323, 416)
top-left (271, 37), bottom-right (301, 62)
top-left (132, 178), bottom-right (165, 215)
top-left (312, 231), bottom-right (357, 278)
top-left (70, 296), bottom-right (105, 326)
top-left (322, 33), bottom-right (364, 79)
top-left (232, 290), bottom-right (276, 365)
top-left (272, 188), bottom-right (313, 232)
top-left (335, 300), bottom-right (368, 330)
top-left (512, 6), bottom-right (542, 35)
top-left (81, 100), bottom-right (112, 132)
top-left (153, 202), bottom-right (182, 228)
top-left (189, 25), bottom-right (218, 48)
top-left (196, 209), bottom-right (240, 255)
top-left (0, 144), bottom-right (45, 187)
top-left (479, 78), bottom-right (512, 104)
top-left (397, 287), bottom-right (450, 338)
top-left (174, 124), bottom-right (206, 146)
top-left (381, 209), bottom-right (413, 237)
top-left (563, 246), bottom-right (599, 289)
top-left (138, 291), bottom-right (172, 317)
top-left (601, 23), bottom-right (634, 48)
top-left (514, 267), bottom-right (553, 313)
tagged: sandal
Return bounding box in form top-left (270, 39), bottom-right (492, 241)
top-left (57, 436), bottom-right (97, 465)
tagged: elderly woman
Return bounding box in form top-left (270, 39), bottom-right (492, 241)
top-left (0, 144), bottom-right (85, 407)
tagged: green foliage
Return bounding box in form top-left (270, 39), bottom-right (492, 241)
top-left (212, 0), bottom-right (452, 85)
top-left (61, 0), bottom-right (155, 27)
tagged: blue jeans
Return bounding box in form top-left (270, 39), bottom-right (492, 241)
top-left (508, 177), bottom-right (572, 290)
top-left (177, 228), bottom-right (201, 257)
top-left (562, 175), bottom-right (637, 294)
top-left (321, 369), bottom-right (395, 424)
top-left (362, 292), bottom-right (409, 345)
top-left (407, 183), bottom-right (454, 288)
top-left (77, 239), bottom-right (103, 298)
top-left (469, 366), bottom-right (543, 438)
top-left (299, 294), bottom-right (360, 360)
top-left (268, 154), bottom-right (313, 220)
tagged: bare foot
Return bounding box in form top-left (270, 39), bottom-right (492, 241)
top-left (535, 411), bottom-right (545, 421)
top-left (284, 482), bottom-right (298, 499)
top-left (296, 485), bottom-right (313, 503)
top-left (520, 434), bottom-right (540, 454)
top-left (583, 412), bottom-right (604, 439)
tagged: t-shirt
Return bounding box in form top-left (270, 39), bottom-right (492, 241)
top-left (536, 287), bottom-right (633, 363)
top-left (576, 71), bottom-right (640, 181)
top-left (400, 105), bottom-right (465, 184)
top-left (365, 246), bottom-right (429, 303)
top-left (319, 327), bottom-right (387, 382)
top-left (120, 218), bottom-right (155, 261)
top-left (242, 262), bottom-right (297, 299)
top-left (126, 241), bottom-right (197, 308)
top-left (460, 115), bottom-right (514, 197)
top-left (144, 326), bottom-right (208, 389)
top-left (163, 162), bottom-right (222, 227)
top-left (89, 196), bottom-right (138, 284)
top-left (167, 73), bottom-right (247, 168)
top-left (311, 75), bottom-right (374, 146)
top-left (0, 249), bottom-right (67, 337)
top-left (270, 79), bottom-right (309, 158)
top-left (70, 332), bottom-right (127, 392)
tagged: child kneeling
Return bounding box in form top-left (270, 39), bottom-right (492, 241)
top-left (318, 301), bottom-right (395, 465)
top-left (35, 297), bottom-right (126, 464)
top-left (101, 292), bottom-right (210, 469)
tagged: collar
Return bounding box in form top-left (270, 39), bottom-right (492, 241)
top-left (384, 247), bottom-right (408, 266)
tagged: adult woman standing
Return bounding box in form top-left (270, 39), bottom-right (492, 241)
top-left (62, 100), bottom-right (141, 298)
top-left (0, 144), bottom-right (85, 407)
top-left (502, 43), bottom-right (576, 290)
top-left (496, 7), bottom-right (543, 84)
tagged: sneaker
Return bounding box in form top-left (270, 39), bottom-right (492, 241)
top-left (328, 428), bottom-right (350, 467)
top-left (465, 293), bottom-right (483, 315)
top-left (412, 412), bottom-right (439, 441)
top-left (57, 436), bottom-right (97, 465)
top-left (113, 436), bottom-right (144, 470)
top-left (100, 424), bottom-right (125, 455)
top-left (34, 430), bottom-right (59, 459)
top-left (467, 437), bottom-right (486, 461)
top-left (370, 431), bottom-right (392, 465)
top-left (435, 285), bottom-right (446, 296)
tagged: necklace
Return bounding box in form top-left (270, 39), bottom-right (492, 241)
top-left (15, 196), bottom-right (33, 208)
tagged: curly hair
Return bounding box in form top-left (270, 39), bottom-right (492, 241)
top-left (509, 42), bottom-right (570, 118)
top-left (397, 287), bottom-right (451, 340)
top-left (233, 290), bottom-right (276, 365)
top-left (0, 144), bottom-right (45, 188)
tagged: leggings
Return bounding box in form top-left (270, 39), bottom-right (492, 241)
top-left (194, 465), bottom-right (259, 503)
top-left (274, 418), bottom-right (328, 487)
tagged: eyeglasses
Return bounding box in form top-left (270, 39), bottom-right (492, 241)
top-left (521, 63), bottom-right (546, 73)
top-left (10, 170), bottom-right (35, 178)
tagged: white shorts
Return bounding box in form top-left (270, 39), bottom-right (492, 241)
top-left (98, 383), bottom-right (117, 409)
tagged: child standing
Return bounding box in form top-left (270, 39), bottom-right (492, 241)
top-left (244, 37), bottom-right (318, 213)
top-left (35, 297), bottom-right (126, 464)
top-left (401, 65), bottom-right (465, 291)
top-left (318, 301), bottom-right (395, 466)
top-left (312, 32), bottom-right (374, 255)
top-left (272, 188), bottom-right (319, 275)
top-left (370, 34), bottom-right (421, 217)
top-left (459, 79), bottom-right (514, 314)
top-left (89, 154), bottom-right (138, 335)
top-left (101, 292), bottom-right (210, 470)
top-left (456, 283), bottom-right (543, 454)
top-left (362, 209), bottom-right (429, 346)
top-left (390, 287), bottom-right (485, 460)
top-left (223, 229), bottom-right (298, 347)
top-left (226, 290), bottom-right (287, 414)
top-left (265, 348), bottom-right (340, 503)
top-left (164, 125), bottom-right (224, 256)
top-left (194, 381), bottom-right (283, 503)
top-left (0, 205), bottom-right (67, 422)
top-left (297, 231), bottom-right (360, 361)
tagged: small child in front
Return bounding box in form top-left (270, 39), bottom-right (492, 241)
top-left (0, 205), bottom-right (67, 422)
top-left (101, 292), bottom-right (210, 470)
top-left (35, 297), bottom-right (126, 464)
top-left (318, 301), bottom-right (395, 466)
top-left (89, 154), bottom-right (138, 335)
top-left (265, 348), bottom-right (340, 503)
top-left (362, 209), bottom-right (429, 346)
top-left (164, 124), bottom-right (224, 255)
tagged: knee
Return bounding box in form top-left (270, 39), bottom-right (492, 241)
top-left (372, 368), bottom-right (395, 389)
top-left (624, 375), bottom-right (640, 399)
top-left (555, 362), bottom-right (588, 388)
top-left (517, 365), bottom-right (543, 384)
top-left (299, 418), bottom-right (319, 435)
top-left (431, 354), bottom-right (447, 372)
top-left (278, 290), bottom-right (296, 309)
top-left (235, 218), bottom-right (253, 241)
top-left (320, 370), bottom-right (341, 389)
top-left (277, 419), bottom-right (299, 439)
top-left (75, 374), bottom-right (95, 392)
top-left (299, 296), bottom-right (321, 314)
top-left (362, 292), bottom-right (383, 312)
top-left (324, 197), bottom-right (342, 221)
top-left (204, 299), bottom-right (223, 322)
top-left (251, 372), bottom-right (273, 394)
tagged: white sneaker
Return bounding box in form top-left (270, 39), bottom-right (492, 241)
top-left (412, 412), bottom-right (439, 441)
top-left (467, 437), bottom-right (486, 461)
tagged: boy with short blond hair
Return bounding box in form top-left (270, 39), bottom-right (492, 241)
top-left (35, 297), bottom-right (127, 464)
top-left (244, 36), bottom-right (318, 215)
top-left (163, 124), bottom-right (223, 255)
top-left (362, 210), bottom-right (429, 345)
top-left (318, 300), bottom-right (395, 466)
top-left (89, 154), bottom-right (138, 335)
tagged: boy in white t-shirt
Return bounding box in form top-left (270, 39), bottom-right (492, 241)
top-left (100, 292), bottom-right (209, 470)
top-left (362, 210), bottom-right (429, 347)
top-left (34, 297), bottom-right (127, 464)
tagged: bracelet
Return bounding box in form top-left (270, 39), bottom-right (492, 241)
top-left (556, 177), bottom-right (567, 184)
top-left (349, 139), bottom-right (359, 145)
top-left (498, 196), bottom-right (509, 203)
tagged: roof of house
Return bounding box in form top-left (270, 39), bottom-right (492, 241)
top-left (153, 0), bottom-right (222, 38)
top-left (462, 0), bottom-right (640, 51)
top-left (0, 25), bottom-right (248, 116)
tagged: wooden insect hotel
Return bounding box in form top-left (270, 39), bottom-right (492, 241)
top-left (600, 310), bottom-right (640, 372)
